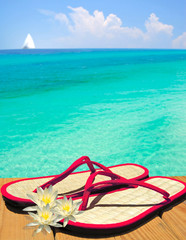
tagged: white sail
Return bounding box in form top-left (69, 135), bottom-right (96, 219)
top-left (22, 34), bottom-right (35, 49)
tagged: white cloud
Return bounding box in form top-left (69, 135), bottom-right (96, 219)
top-left (39, 9), bottom-right (69, 25)
top-left (145, 13), bottom-right (173, 36)
top-left (172, 32), bottom-right (186, 49)
top-left (67, 6), bottom-right (125, 38)
top-left (39, 6), bottom-right (183, 48)
top-left (61, 6), bottom-right (145, 42)
top-left (54, 13), bottom-right (69, 25)
top-left (39, 9), bottom-right (55, 16)
top-left (67, 7), bottom-right (106, 36)
top-left (104, 13), bottom-right (122, 29)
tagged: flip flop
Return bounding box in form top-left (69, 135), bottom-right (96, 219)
top-left (59, 170), bottom-right (186, 235)
top-left (1, 156), bottom-right (148, 207)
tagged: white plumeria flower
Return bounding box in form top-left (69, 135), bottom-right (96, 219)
top-left (27, 204), bottom-right (63, 234)
top-left (55, 195), bottom-right (83, 227)
top-left (23, 185), bottom-right (58, 211)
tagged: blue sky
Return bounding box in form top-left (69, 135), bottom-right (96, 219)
top-left (0, 0), bottom-right (185, 49)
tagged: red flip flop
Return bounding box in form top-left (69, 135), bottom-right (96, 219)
top-left (58, 170), bottom-right (186, 235)
top-left (1, 156), bottom-right (148, 207)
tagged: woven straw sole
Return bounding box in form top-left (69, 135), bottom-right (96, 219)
top-left (3, 164), bottom-right (147, 202)
top-left (64, 177), bottom-right (186, 233)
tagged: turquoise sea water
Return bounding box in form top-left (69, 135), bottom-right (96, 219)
top-left (0, 49), bottom-right (186, 178)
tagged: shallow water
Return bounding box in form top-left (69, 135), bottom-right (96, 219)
top-left (0, 49), bottom-right (186, 177)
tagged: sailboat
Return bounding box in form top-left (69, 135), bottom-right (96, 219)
top-left (22, 34), bottom-right (35, 49)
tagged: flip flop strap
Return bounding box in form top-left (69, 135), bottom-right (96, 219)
top-left (65, 167), bottom-right (128, 198)
top-left (80, 170), bottom-right (131, 210)
top-left (80, 176), bottom-right (170, 210)
top-left (83, 169), bottom-right (127, 191)
top-left (33, 156), bottom-right (112, 192)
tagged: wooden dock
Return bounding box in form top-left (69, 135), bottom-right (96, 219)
top-left (0, 176), bottom-right (185, 240)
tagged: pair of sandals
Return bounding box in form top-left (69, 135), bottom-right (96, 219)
top-left (1, 156), bottom-right (186, 235)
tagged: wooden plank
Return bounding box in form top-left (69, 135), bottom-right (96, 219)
top-left (0, 178), bottom-right (54, 240)
top-left (162, 201), bottom-right (186, 240)
top-left (171, 176), bottom-right (186, 182)
top-left (55, 216), bottom-right (179, 240)
top-left (161, 176), bottom-right (186, 240)
top-left (116, 216), bottom-right (179, 240)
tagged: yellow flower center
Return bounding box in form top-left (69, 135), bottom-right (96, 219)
top-left (41, 212), bottom-right (49, 220)
top-left (42, 196), bottom-right (51, 205)
top-left (62, 204), bottom-right (70, 212)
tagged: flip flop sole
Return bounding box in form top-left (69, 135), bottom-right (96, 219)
top-left (63, 177), bottom-right (186, 235)
top-left (1, 163), bottom-right (148, 206)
